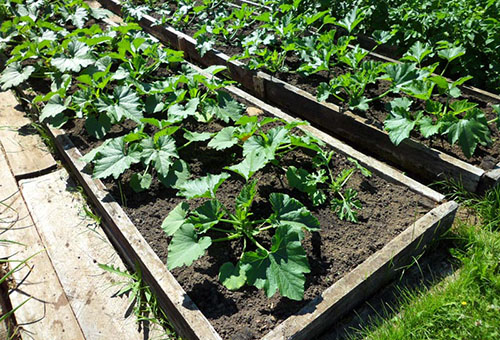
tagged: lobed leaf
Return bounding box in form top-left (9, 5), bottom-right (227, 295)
top-left (167, 224), bottom-right (211, 270)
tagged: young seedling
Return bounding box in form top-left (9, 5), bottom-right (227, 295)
top-left (287, 150), bottom-right (372, 222)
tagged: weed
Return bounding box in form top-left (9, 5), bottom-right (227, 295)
top-left (99, 263), bottom-right (179, 339)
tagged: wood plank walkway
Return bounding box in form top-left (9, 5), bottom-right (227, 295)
top-left (0, 90), bottom-right (162, 340)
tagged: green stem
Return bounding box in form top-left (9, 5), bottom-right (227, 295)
top-left (219, 218), bottom-right (241, 226)
top-left (243, 230), bottom-right (269, 254)
top-left (487, 117), bottom-right (498, 125)
top-left (257, 224), bottom-right (274, 232)
top-left (176, 141), bottom-right (193, 151)
top-left (211, 227), bottom-right (235, 234)
top-left (367, 89), bottom-right (392, 103)
top-left (212, 232), bottom-right (243, 243)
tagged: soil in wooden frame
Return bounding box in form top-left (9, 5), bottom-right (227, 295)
top-left (145, 0), bottom-right (500, 170)
top-left (64, 109), bottom-right (435, 340)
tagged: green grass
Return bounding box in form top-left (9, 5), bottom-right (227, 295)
top-left (349, 186), bottom-right (500, 340)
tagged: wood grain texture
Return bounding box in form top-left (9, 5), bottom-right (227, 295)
top-left (0, 148), bottom-right (85, 340)
top-left (0, 91), bottom-right (56, 179)
top-left (20, 169), bottom-right (150, 340)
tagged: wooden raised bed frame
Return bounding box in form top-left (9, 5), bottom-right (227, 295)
top-left (18, 78), bottom-right (458, 339)
top-left (98, 0), bottom-right (500, 193)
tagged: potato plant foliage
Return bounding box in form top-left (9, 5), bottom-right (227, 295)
top-left (1, 0), bottom-right (367, 300)
top-left (123, 0), bottom-right (499, 159)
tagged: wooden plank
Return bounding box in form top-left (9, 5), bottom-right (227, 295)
top-left (19, 169), bottom-right (149, 340)
top-left (45, 128), bottom-right (222, 340)
top-left (262, 201), bottom-right (458, 340)
top-left (478, 163), bottom-right (500, 194)
top-left (0, 148), bottom-right (85, 340)
top-left (0, 91), bottom-right (56, 179)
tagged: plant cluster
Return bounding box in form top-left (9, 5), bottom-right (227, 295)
top-left (122, 0), bottom-right (499, 160)
top-left (326, 0), bottom-right (500, 93)
top-left (0, 0), bottom-right (369, 300)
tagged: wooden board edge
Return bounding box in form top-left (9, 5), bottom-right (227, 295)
top-left (478, 166), bottom-right (500, 194)
top-left (45, 126), bottom-right (222, 340)
top-left (262, 200), bottom-right (458, 340)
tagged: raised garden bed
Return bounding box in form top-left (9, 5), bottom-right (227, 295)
top-left (1, 2), bottom-right (458, 338)
top-left (41, 85), bottom-right (458, 340)
top-left (97, 0), bottom-right (500, 193)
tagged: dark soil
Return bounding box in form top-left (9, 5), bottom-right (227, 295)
top-left (64, 109), bottom-right (435, 340)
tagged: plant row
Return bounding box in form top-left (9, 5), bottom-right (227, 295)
top-left (0, 0), bottom-right (372, 301)
top-left (123, 0), bottom-right (499, 159)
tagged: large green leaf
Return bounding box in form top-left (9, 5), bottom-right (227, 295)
top-left (269, 193), bottom-right (320, 232)
top-left (241, 225), bottom-right (310, 300)
top-left (286, 166), bottom-right (327, 206)
top-left (225, 151), bottom-right (267, 181)
top-left (161, 202), bottom-right (189, 236)
top-left (401, 41), bottom-right (433, 64)
top-left (177, 173), bottom-right (230, 199)
top-left (384, 99), bottom-right (419, 146)
top-left (159, 159), bottom-right (190, 189)
top-left (493, 105), bottom-right (500, 129)
top-left (444, 111), bottom-right (491, 158)
top-left (384, 112), bottom-right (417, 146)
top-left (219, 262), bottom-right (248, 290)
top-left (207, 127), bottom-right (238, 150)
top-left (39, 94), bottom-right (70, 121)
top-left (67, 7), bottom-right (88, 29)
top-left (438, 46), bottom-right (466, 63)
top-left (168, 98), bottom-right (200, 122)
top-left (167, 224), bottom-right (211, 270)
top-left (97, 86), bottom-right (143, 123)
top-left (140, 136), bottom-right (178, 176)
top-left (92, 137), bottom-right (140, 179)
top-left (183, 130), bottom-right (213, 143)
top-left (0, 62), bottom-right (35, 90)
top-left (235, 180), bottom-right (258, 211)
top-left (51, 40), bottom-right (95, 72)
top-left (129, 173), bottom-right (152, 193)
top-left (384, 63), bottom-right (423, 92)
top-left (243, 126), bottom-right (289, 161)
top-left (418, 116), bottom-right (442, 138)
top-left (206, 92), bottom-right (245, 123)
top-left (85, 113), bottom-right (111, 139)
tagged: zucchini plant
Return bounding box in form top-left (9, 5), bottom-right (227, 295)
top-left (163, 179), bottom-right (320, 301)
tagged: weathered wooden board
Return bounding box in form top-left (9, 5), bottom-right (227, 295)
top-left (19, 169), bottom-right (150, 340)
top-left (97, 0), bottom-right (498, 193)
top-left (0, 148), bottom-right (85, 340)
top-left (0, 91), bottom-right (56, 179)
